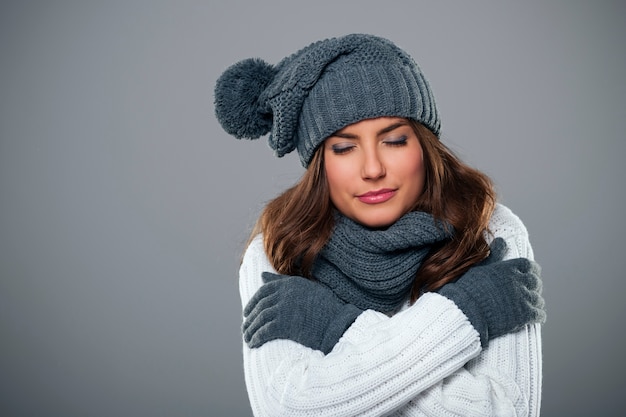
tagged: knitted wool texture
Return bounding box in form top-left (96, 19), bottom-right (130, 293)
top-left (214, 34), bottom-right (440, 167)
top-left (312, 211), bottom-right (453, 313)
top-left (238, 205), bottom-right (544, 416)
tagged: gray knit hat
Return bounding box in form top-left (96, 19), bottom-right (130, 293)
top-left (214, 34), bottom-right (440, 167)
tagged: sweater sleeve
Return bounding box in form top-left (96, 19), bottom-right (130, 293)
top-left (388, 204), bottom-right (543, 417)
top-left (239, 204), bottom-right (542, 417)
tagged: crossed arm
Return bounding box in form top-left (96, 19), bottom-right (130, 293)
top-left (238, 204), bottom-right (542, 416)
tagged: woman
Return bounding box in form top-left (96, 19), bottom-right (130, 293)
top-left (215, 34), bottom-right (546, 416)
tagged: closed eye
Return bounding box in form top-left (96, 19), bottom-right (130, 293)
top-left (383, 135), bottom-right (408, 147)
top-left (331, 143), bottom-right (356, 154)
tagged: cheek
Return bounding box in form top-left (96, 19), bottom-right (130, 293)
top-left (324, 158), bottom-right (353, 196)
top-left (402, 150), bottom-right (426, 194)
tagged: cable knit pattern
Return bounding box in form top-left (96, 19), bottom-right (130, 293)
top-left (215, 34), bottom-right (439, 166)
top-left (239, 204), bottom-right (542, 416)
top-left (313, 211), bottom-right (452, 312)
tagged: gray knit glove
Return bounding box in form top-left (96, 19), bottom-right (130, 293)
top-left (243, 272), bottom-right (363, 354)
top-left (437, 238), bottom-right (546, 347)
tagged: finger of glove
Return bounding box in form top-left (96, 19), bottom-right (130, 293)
top-left (243, 274), bottom-right (300, 317)
top-left (261, 271), bottom-right (287, 283)
top-left (499, 257), bottom-right (533, 273)
top-left (493, 258), bottom-right (542, 293)
top-left (488, 266), bottom-right (541, 309)
top-left (486, 237), bottom-right (507, 264)
top-left (243, 305), bottom-right (279, 344)
top-left (243, 293), bottom-right (261, 318)
top-left (512, 263), bottom-right (543, 293)
top-left (242, 300), bottom-right (273, 337)
top-left (504, 258), bottom-right (541, 276)
top-left (246, 319), bottom-right (284, 349)
top-left (513, 298), bottom-right (547, 330)
top-left (243, 288), bottom-right (268, 317)
top-left (243, 282), bottom-right (282, 317)
top-left (524, 287), bottom-right (546, 315)
top-left (242, 297), bottom-right (268, 338)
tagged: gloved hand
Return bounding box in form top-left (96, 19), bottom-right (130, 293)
top-left (437, 238), bottom-right (546, 347)
top-left (478, 236), bottom-right (508, 265)
top-left (243, 272), bottom-right (363, 354)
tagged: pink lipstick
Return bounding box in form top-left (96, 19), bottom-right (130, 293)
top-left (357, 189), bottom-right (396, 204)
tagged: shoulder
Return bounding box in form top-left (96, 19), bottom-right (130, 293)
top-left (242, 233), bottom-right (266, 261)
top-left (241, 233), bottom-right (274, 275)
top-left (239, 234), bottom-right (276, 307)
top-left (488, 203), bottom-right (534, 260)
top-left (489, 203), bottom-right (528, 239)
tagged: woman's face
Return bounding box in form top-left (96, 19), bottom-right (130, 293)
top-left (323, 117), bottom-right (425, 228)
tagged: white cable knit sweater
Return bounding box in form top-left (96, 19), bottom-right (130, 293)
top-left (239, 204), bottom-right (542, 416)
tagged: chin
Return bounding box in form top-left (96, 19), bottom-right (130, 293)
top-left (355, 213), bottom-right (401, 229)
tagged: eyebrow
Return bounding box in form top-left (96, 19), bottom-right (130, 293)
top-left (331, 121), bottom-right (409, 139)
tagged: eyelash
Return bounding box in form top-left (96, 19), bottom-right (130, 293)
top-left (330, 135), bottom-right (408, 155)
top-left (384, 136), bottom-right (408, 147)
top-left (331, 145), bottom-right (355, 155)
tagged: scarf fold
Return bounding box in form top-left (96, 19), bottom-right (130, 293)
top-left (312, 211), bottom-right (453, 313)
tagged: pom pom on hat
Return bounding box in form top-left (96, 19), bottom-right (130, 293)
top-left (214, 58), bottom-right (276, 139)
top-left (214, 34), bottom-right (440, 167)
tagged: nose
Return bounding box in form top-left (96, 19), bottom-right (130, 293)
top-left (361, 148), bottom-right (386, 180)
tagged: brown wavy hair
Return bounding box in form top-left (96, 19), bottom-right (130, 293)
top-left (250, 120), bottom-right (496, 303)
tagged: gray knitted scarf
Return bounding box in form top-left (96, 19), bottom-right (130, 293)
top-left (312, 211), bottom-right (453, 313)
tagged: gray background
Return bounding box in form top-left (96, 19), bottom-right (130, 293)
top-left (1, 1), bottom-right (624, 416)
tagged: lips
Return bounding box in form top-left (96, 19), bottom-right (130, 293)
top-left (356, 188), bottom-right (396, 204)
